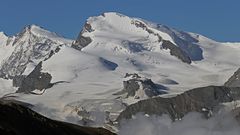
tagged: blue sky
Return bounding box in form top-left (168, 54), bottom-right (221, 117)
top-left (0, 0), bottom-right (239, 42)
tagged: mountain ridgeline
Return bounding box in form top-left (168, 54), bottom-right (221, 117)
top-left (0, 12), bottom-right (240, 133)
top-left (72, 12), bottom-right (204, 64)
top-left (0, 12), bottom-right (207, 94)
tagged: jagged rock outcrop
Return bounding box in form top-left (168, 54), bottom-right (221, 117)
top-left (132, 19), bottom-right (192, 64)
top-left (72, 22), bottom-right (93, 50)
top-left (162, 40), bottom-right (191, 64)
top-left (13, 61), bottom-right (52, 93)
top-left (156, 24), bottom-right (203, 61)
top-left (225, 68), bottom-right (240, 87)
top-left (0, 99), bottom-right (115, 135)
top-left (114, 73), bottom-right (167, 100)
top-left (117, 86), bottom-right (240, 122)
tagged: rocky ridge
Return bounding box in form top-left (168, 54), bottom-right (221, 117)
top-left (117, 86), bottom-right (240, 122)
top-left (0, 99), bottom-right (115, 135)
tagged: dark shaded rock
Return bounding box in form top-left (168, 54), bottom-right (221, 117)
top-left (157, 24), bottom-right (203, 61)
top-left (132, 20), bottom-right (192, 64)
top-left (12, 75), bottom-right (26, 87)
top-left (132, 20), bottom-right (160, 40)
top-left (72, 22), bottom-right (93, 50)
top-left (117, 86), bottom-right (240, 122)
top-left (44, 46), bottom-right (62, 61)
top-left (233, 107), bottom-right (240, 124)
top-left (14, 61), bottom-right (52, 93)
top-left (114, 73), bottom-right (167, 99)
top-left (99, 57), bottom-right (118, 70)
top-left (72, 36), bottom-right (92, 50)
top-left (162, 40), bottom-right (191, 64)
top-left (225, 68), bottom-right (240, 87)
top-left (0, 99), bottom-right (116, 135)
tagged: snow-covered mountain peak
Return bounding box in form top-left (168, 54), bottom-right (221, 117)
top-left (85, 12), bottom-right (173, 42)
top-left (102, 12), bottom-right (127, 17)
top-left (0, 32), bottom-right (8, 45)
top-left (0, 32), bottom-right (7, 38)
top-left (0, 24), bottom-right (73, 78)
top-left (73, 12), bottom-right (199, 63)
top-left (21, 24), bottom-right (52, 36)
top-left (16, 24), bottom-right (72, 45)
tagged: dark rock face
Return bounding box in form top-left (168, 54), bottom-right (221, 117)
top-left (132, 20), bottom-right (161, 41)
top-left (114, 73), bottom-right (167, 99)
top-left (117, 86), bottom-right (240, 122)
top-left (12, 75), bottom-right (26, 88)
top-left (72, 36), bottom-right (92, 50)
top-left (99, 57), bottom-right (118, 71)
top-left (132, 20), bottom-right (191, 64)
top-left (13, 62), bottom-right (52, 93)
top-left (225, 68), bottom-right (240, 87)
top-left (162, 40), bottom-right (191, 64)
top-left (0, 100), bottom-right (115, 135)
top-left (72, 22), bottom-right (93, 50)
top-left (157, 24), bottom-right (203, 61)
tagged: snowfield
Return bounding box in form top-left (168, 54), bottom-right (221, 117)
top-left (0, 12), bottom-right (240, 128)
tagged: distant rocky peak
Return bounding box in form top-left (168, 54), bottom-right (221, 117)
top-left (0, 32), bottom-right (9, 46)
top-left (27, 24), bottom-right (60, 39)
top-left (0, 32), bottom-right (8, 39)
top-left (11, 25), bottom-right (42, 46)
top-left (17, 25), bottom-right (40, 37)
top-left (21, 25), bottom-right (49, 35)
top-left (13, 24), bottom-right (71, 46)
top-left (0, 25), bottom-right (68, 79)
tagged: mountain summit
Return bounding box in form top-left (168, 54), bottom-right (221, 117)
top-left (73, 12), bottom-right (205, 64)
top-left (0, 25), bottom-right (72, 78)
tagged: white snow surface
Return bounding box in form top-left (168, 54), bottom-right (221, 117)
top-left (30, 25), bottom-right (73, 45)
top-left (0, 33), bottom-right (15, 63)
top-left (82, 12), bottom-right (175, 54)
top-left (0, 12), bottom-right (240, 128)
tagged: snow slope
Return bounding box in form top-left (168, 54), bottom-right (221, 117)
top-left (80, 12), bottom-right (176, 54)
top-left (0, 12), bottom-right (240, 128)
